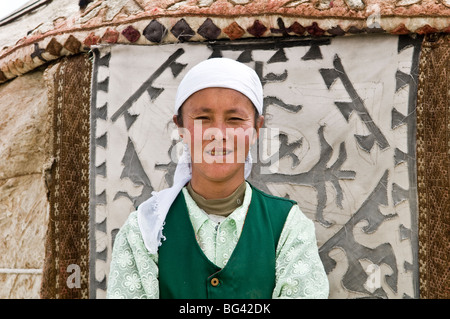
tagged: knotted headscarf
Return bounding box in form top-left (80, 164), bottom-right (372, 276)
top-left (138, 58), bottom-right (263, 254)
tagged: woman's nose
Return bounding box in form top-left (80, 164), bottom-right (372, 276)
top-left (208, 120), bottom-right (228, 140)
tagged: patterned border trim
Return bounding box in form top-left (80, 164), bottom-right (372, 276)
top-left (89, 47), bottom-right (110, 298)
top-left (40, 54), bottom-right (91, 299)
top-left (0, 10), bottom-right (449, 84)
top-left (416, 33), bottom-right (450, 299)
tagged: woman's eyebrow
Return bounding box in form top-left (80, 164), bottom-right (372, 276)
top-left (192, 107), bottom-right (213, 113)
top-left (224, 108), bottom-right (240, 114)
top-left (225, 109), bottom-right (251, 116)
top-left (190, 107), bottom-right (250, 116)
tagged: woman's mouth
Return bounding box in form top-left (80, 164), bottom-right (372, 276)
top-left (206, 148), bottom-right (232, 156)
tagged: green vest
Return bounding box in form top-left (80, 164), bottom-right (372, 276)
top-left (158, 184), bottom-right (295, 299)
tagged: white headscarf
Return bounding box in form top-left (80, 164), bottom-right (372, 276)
top-left (174, 57), bottom-right (263, 115)
top-left (137, 58), bottom-right (263, 254)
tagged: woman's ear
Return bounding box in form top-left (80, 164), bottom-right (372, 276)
top-left (255, 115), bottom-right (264, 137)
top-left (251, 115), bottom-right (264, 145)
top-left (173, 114), bottom-right (180, 127)
top-left (173, 115), bottom-right (184, 138)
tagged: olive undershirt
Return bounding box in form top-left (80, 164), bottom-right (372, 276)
top-left (186, 181), bottom-right (247, 217)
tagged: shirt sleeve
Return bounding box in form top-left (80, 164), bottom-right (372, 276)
top-left (107, 212), bottom-right (159, 299)
top-left (272, 205), bottom-right (329, 299)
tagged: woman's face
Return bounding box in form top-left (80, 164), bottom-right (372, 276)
top-left (174, 87), bottom-right (263, 184)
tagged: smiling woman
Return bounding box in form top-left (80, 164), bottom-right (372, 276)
top-left (174, 87), bottom-right (262, 199)
top-left (107, 57), bottom-right (329, 299)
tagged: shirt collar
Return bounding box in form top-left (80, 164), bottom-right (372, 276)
top-left (182, 182), bottom-right (252, 237)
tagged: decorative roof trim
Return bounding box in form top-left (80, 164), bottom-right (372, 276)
top-left (0, 0), bottom-right (449, 83)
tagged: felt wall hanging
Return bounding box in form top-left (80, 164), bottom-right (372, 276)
top-left (90, 34), bottom-right (421, 299)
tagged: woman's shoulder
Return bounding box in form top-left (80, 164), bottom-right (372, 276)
top-left (121, 210), bottom-right (140, 231)
top-left (113, 211), bottom-right (143, 247)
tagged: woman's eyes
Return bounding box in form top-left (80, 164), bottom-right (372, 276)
top-left (194, 116), bottom-right (244, 122)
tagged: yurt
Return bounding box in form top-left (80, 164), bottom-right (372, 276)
top-left (0, 0), bottom-right (448, 299)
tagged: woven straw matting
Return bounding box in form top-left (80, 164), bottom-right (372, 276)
top-left (40, 54), bottom-right (91, 299)
top-left (417, 33), bottom-right (450, 299)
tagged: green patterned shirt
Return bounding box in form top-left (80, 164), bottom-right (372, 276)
top-left (107, 183), bottom-right (329, 299)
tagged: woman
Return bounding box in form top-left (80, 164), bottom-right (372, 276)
top-left (107, 58), bottom-right (329, 299)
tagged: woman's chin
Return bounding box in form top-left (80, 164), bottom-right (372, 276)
top-left (194, 163), bottom-right (244, 183)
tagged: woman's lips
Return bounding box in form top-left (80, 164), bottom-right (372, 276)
top-left (206, 148), bottom-right (233, 156)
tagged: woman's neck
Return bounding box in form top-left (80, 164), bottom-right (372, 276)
top-left (189, 172), bottom-right (245, 200)
top-left (187, 181), bottom-right (246, 216)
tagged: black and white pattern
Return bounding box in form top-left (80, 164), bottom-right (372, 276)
top-left (90, 34), bottom-right (421, 299)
